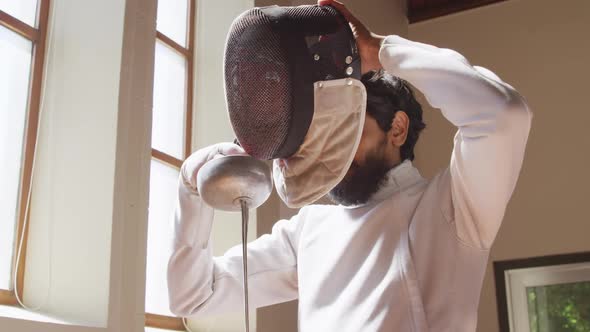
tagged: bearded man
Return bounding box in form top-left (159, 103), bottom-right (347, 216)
top-left (167, 1), bottom-right (532, 331)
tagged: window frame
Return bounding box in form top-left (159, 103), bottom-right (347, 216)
top-left (145, 0), bottom-right (196, 330)
top-left (0, 0), bottom-right (50, 307)
top-left (494, 252), bottom-right (590, 332)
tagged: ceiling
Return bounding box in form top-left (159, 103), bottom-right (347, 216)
top-left (408, 0), bottom-right (507, 23)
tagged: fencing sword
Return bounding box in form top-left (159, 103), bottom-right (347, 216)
top-left (197, 155), bottom-right (273, 332)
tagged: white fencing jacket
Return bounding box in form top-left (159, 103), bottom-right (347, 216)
top-left (167, 35), bottom-right (532, 331)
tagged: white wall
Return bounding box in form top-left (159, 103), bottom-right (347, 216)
top-left (23, 0), bottom-right (125, 325)
top-left (192, 0), bottom-right (253, 150)
top-left (408, 0), bottom-right (590, 331)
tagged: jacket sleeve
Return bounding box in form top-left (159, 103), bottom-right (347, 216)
top-left (379, 35), bottom-right (532, 249)
top-left (167, 177), bottom-right (302, 317)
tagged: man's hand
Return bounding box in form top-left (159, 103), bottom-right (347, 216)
top-left (181, 143), bottom-right (247, 192)
top-left (318, 0), bottom-right (385, 74)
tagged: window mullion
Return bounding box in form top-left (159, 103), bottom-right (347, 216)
top-left (184, 0), bottom-right (195, 159)
top-left (157, 31), bottom-right (190, 58)
top-left (152, 149), bottom-right (183, 169)
top-left (0, 9), bottom-right (39, 41)
top-left (0, 289), bottom-right (17, 305)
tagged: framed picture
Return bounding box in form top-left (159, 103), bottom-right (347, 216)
top-left (494, 252), bottom-right (590, 332)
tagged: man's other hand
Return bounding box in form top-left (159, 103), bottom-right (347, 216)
top-left (318, 0), bottom-right (384, 74)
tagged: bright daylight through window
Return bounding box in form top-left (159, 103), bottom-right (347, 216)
top-left (0, 0), bottom-right (48, 306)
top-left (145, 0), bottom-right (194, 330)
top-left (0, 24), bottom-right (32, 292)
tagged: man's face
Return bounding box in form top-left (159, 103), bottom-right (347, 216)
top-left (328, 115), bottom-right (394, 206)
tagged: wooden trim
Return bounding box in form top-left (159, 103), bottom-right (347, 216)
top-left (408, 0), bottom-right (508, 24)
top-left (493, 251), bottom-right (590, 332)
top-left (0, 9), bottom-right (39, 41)
top-left (145, 313), bottom-right (186, 331)
top-left (157, 31), bottom-right (190, 57)
top-left (184, 0), bottom-right (196, 158)
top-left (152, 149), bottom-right (183, 168)
top-left (13, 0), bottom-right (51, 300)
top-left (0, 289), bottom-right (18, 306)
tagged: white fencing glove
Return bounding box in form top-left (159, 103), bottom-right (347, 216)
top-left (180, 142), bottom-right (247, 194)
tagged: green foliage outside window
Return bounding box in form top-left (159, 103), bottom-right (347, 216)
top-left (527, 282), bottom-right (590, 332)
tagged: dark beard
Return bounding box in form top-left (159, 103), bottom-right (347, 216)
top-left (328, 153), bottom-right (391, 206)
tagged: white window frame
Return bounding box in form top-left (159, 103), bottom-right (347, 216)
top-left (495, 253), bottom-right (590, 332)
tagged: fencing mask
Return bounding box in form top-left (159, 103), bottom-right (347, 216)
top-left (224, 4), bottom-right (366, 208)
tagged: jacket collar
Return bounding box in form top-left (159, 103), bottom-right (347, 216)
top-left (341, 159), bottom-right (424, 209)
top-left (370, 159), bottom-right (424, 203)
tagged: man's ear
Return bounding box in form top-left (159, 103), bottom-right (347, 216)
top-left (389, 111), bottom-right (409, 147)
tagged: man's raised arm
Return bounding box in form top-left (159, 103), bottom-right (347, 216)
top-left (167, 143), bottom-right (302, 317)
top-left (379, 36), bottom-right (532, 248)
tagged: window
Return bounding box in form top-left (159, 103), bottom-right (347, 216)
top-left (0, 0), bottom-right (50, 307)
top-left (145, 0), bottom-right (195, 330)
top-left (495, 252), bottom-right (590, 332)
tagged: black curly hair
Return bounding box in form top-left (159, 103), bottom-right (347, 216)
top-left (361, 69), bottom-right (426, 161)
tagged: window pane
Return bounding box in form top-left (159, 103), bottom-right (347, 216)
top-left (153, 41), bottom-right (186, 159)
top-left (145, 160), bottom-right (179, 316)
top-left (0, 0), bottom-right (38, 27)
top-left (0, 26), bottom-right (33, 290)
top-left (157, 0), bottom-right (188, 47)
top-left (527, 281), bottom-right (590, 332)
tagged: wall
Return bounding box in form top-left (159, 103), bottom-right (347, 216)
top-left (23, 0), bottom-right (126, 325)
top-left (408, 0), bottom-right (590, 331)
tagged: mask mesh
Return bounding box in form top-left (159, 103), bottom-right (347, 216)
top-left (224, 5), bottom-right (354, 159)
top-left (225, 8), bottom-right (292, 159)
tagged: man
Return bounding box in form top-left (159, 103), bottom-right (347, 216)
top-left (167, 1), bottom-right (532, 331)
